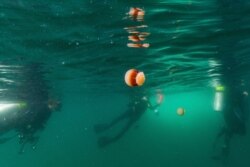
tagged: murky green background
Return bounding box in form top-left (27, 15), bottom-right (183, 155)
top-left (0, 0), bottom-right (250, 167)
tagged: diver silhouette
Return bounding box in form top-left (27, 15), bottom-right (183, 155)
top-left (94, 92), bottom-right (162, 148)
top-left (211, 0), bottom-right (249, 163)
top-left (212, 87), bottom-right (249, 164)
top-left (17, 63), bottom-right (61, 153)
top-left (0, 63), bottom-right (61, 153)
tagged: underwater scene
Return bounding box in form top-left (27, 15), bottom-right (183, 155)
top-left (1, 0), bottom-right (250, 167)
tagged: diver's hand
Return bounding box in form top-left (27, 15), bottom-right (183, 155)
top-left (157, 93), bottom-right (163, 104)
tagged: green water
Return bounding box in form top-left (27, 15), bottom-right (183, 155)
top-left (1, 0), bottom-right (250, 167)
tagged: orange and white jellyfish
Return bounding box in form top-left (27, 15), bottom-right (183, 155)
top-left (127, 43), bottom-right (150, 48)
top-left (124, 69), bottom-right (145, 87)
top-left (128, 7), bottom-right (145, 20)
top-left (128, 34), bottom-right (141, 42)
top-left (128, 32), bottom-right (150, 42)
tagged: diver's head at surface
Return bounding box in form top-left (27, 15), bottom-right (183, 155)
top-left (47, 99), bottom-right (61, 112)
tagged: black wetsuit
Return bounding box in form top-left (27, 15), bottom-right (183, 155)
top-left (17, 63), bottom-right (52, 152)
top-left (213, 90), bottom-right (248, 162)
top-left (0, 63), bottom-right (54, 153)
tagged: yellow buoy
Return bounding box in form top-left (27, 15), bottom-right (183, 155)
top-left (177, 107), bottom-right (185, 116)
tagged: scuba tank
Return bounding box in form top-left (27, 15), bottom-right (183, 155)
top-left (214, 85), bottom-right (225, 112)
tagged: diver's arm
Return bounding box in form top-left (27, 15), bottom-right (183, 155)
top-left (147, 101), bottom-right (160, 115)
top-left (146, 94), bottom-right (163, 114)
top-left (147, 101), bottom-right (160, 111)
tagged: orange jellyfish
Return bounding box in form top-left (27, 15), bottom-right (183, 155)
top-left (124, 69), bottom-right (145, 87)
top-left (128, 7), bottom-right (145, 19)
top-left (128, 32), bottom-right (149, 42)
top-left (127, 43), bottom-right (150, 48)
top-left (128, 34), bottom-right (141, 42)
top-left (177, 107), bottom-right (185, 116)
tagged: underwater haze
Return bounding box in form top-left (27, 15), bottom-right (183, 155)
top-left (1, 0), bottom-right (250, 167)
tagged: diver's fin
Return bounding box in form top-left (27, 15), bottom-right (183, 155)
top-left (211, 154), bottom-right (228, 166)
top-left (0, 134), bottom-right (17, 144)
top-left (97, 136), bottom-right (111, 148)
top-left (18, 142), bottom-right (26, 154)
top-left (94, 124), bottom-right (109, 133)
top-left (0, 137), bottom-right (12, 144)
top-left (211, 155), bottom-right (221, 161)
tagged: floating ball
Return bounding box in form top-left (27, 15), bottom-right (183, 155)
top-left (177, 107), bottom-right (185, 116)
top-left (125, 69), bottom-right (145, 87)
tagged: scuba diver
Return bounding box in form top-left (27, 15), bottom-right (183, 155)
top-left (94, 91), bottom-right (163, 148)
top-left (0, 63), bottom-right (61, 153)
top-left (211, 0), bottom-right (249, 164)
top-left (212, 86), bottom-right (249, 164)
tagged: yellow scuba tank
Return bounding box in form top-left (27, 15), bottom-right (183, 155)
top-left (214, 85), bottom-right (225, 112)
